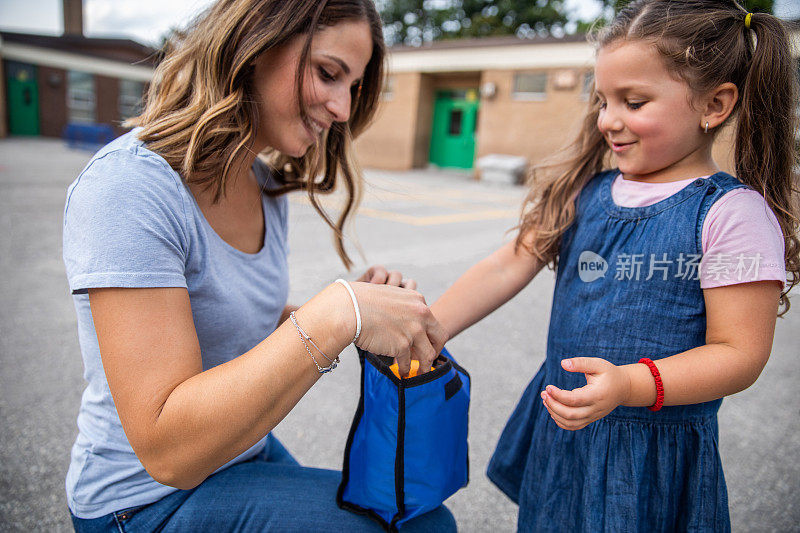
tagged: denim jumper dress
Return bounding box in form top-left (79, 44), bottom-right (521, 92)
top-left (488, 170), bottom-right (746, 532)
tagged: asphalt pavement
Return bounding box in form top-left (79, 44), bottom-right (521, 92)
top-left (0, 137), bottom-right (798, 532)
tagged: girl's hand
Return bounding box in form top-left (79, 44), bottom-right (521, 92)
top-left (357, 264), bottom-right (417, 290)
top-left (345, 281), bottom-right (447, 377)
top-left (541, 357), bottom-right (631, 431)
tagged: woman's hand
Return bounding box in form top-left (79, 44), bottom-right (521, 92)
top-left (357, 264), bottom-right (417, 290)
top-left (342, 281), bottom-right (447, 377)
top-left (541, 357), bottom-right (631, 431)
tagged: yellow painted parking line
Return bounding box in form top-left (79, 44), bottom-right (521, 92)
top-left (358, 207), bottom-right (518, 226)
top-left (364, 184), bottom-right (523, 206)
top-left (361, 188), bottom-right (521, 209)
top-left (290, 195), bottom-right (518, 226)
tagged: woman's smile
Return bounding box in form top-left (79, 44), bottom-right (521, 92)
top-left (252, 20), bottom-right (373, 157)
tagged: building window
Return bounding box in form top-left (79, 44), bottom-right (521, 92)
top-left (382, 76), bottom-right (395, 101)
top-left (119, 79), bottom-right (145, 121)
top-left (448, 109), bottom-right (463, 136)
top-left (581, 70), bottom-right (594, 101)
top-left (512, 72), bottom-right (548, 100)
top-left (67, 71), bottom-right (95, 123)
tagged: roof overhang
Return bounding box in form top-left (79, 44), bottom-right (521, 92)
top-left (389, 41), bottom-right (595, 73)
top-left (389, 27), bottom-right (800, 73)
top-left (0, 41), bottom-right (153, 82)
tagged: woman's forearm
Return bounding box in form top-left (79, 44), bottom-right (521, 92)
top-left (140, 285), bottom-right (353, 489)
top-left (127, 278), bottom-right (446, 489)
top-left (431, 239), bottom-right (543, 339)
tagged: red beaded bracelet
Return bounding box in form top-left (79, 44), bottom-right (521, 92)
top-left (638, 358), bottom-right (664, 412)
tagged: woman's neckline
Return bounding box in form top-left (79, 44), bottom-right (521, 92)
top-left (186, 163), bottom-right (270, 259)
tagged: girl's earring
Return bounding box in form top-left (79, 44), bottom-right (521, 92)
top-left (704, 122), bottom-right (709, 134)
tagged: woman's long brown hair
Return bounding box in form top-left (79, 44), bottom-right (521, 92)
top-left (126, 0), bottom-right (385, 269)
top-left (517, 0), bottom-right (800, 315)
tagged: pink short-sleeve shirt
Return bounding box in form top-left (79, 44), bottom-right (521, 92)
top-left (611, 173), bottom-right (786, 289)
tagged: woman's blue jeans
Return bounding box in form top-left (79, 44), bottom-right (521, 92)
top-left (69, 435), bottom-right (456, 532)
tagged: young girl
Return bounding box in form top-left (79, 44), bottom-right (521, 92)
top-left (432, 1), bottom-right (798, 530)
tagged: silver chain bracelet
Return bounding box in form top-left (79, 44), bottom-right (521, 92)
top-left (289, 311), bottom-right (339, 374)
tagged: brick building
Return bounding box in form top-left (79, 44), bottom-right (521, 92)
top-left (0, 0), bottom-right (155, 140)
top-left (2, 1), bottom-right (796, 179)
top-left (355, 25), bottom-right (800, 176)
top-left (0, 31), bottom-right (155, 140)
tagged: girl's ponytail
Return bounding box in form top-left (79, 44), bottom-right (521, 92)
top-left (735, 13), bottom-right (800, 314)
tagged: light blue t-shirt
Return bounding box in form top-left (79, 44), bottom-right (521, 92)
top-left (63, 129), bottom-right (289, 519)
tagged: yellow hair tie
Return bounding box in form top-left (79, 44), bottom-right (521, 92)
top-left (744, 12), bottom-right (753, 30)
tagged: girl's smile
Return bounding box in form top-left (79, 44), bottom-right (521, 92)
top-left (594, 40), bottom-right (718, 183)
top-left (609, 140), bottom-right (635, 153)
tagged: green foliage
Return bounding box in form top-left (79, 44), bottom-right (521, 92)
top-left (597, 0), bottom-right (773, 13)
top-left (599, 0), bottom-right (775, 21)
top-left (586, 0), bottom-right (774, 28)
top-left (378, 0), bottom-right (777, 47)
top-left (378, 0), bottom-right (569, 46)
top-left (739, 0), bottom-right (774, 13)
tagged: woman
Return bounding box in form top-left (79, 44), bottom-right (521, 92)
top-left (63, 0), bottom-right (454, 530)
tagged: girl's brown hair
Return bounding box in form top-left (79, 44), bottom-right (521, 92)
top-left (517, 0), bottom-right (800, 314)
top-left (127, 0), bottom-right (385, 268)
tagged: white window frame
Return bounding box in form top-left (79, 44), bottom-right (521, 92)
top-left (118, 79), bottom-right (145, 120)
top-left (581, 70), bottom-right (594, 102)
top-left (67, 71), bottom-right (96, 123)
top-left (512, 72), bottom-right (548, 101)
top-left (381, 75), bottom-right (395, 101)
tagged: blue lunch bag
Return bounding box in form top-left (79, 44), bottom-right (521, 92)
top-left (337, 346), bottom-right (470, 531)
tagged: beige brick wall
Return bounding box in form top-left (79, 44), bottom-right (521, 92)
top-left (354, 72), bottom-right (422, 170)
top-left (356, 65), bottom-right (740, 176)
top-left (355, 71), bottom-right (483, 170)
top-left (356, 67), bottom-right (592, 172)
top-left (412, 74), bottom-right (434, 168)
top-left (476, 69), bottom-right (588, 165)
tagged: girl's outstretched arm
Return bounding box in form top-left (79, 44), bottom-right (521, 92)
top-left (541, 280), bottom-right (781, 430)
top-left (277, 266), bottom-right (412, 325)
top-left (431, 235), bottom-right (545, 339)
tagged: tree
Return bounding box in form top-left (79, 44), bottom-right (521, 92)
top-left (579, 0), bottom-right (774, 31)
top-left (601, 0), bottom-right (773, 12)
top-left (379, 0), bottom-right (570, 47)
top-left (379, 0), bottom-right (776, 46)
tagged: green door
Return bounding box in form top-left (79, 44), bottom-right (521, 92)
top-left (6, 61), bottom-right (40, 136)
top-left (429, 89), bottom-right (479, 169)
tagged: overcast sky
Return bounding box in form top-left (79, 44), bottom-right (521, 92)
top-left (1, 0), bottom-right (798, 47)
